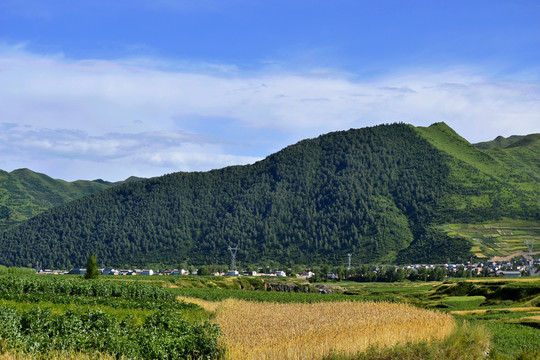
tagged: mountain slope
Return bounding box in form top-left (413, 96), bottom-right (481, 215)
top-left (399, 123), bottom-right (539, 261)
top-left (0, 123), bottom-right (538, 268)
top-left (415, 123), bottom-right (539, 220)
top-left (473, 134), bottom-right (540, 182)
top-left (0, 169), bottom-right (115, 232)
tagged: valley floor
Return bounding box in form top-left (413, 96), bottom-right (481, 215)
top-left (0, 274), bottom-right (538, 359)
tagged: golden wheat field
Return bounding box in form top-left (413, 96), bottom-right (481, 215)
top-left (196, 298), bottom-right (455, 360)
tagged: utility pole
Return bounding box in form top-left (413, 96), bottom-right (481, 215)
top-left (525, 240), bottom-right (535, 276)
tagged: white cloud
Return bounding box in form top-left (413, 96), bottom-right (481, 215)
top-left (0, 45), bottom-right (539, 180)
top-left (0, 123), bottom-right (261, 180)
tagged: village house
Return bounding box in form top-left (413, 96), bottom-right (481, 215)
top-left (68, 268), bottom-right (86, 275)
top-left (101, 268), bottom-right (119, 275)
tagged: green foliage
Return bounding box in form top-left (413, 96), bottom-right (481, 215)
top-left (0, 274), bottom-right (536, 359)
top-left (84, 254), bottom-right (100, 280)
top-left (481, 322), bottom-right (540, 359)
top-left (173, 287), bottom-right (393, 304)
top-left (435, 281), bottom-right (540, 303)
top-left (0, 276), bottom-right (179, 303)
top-left (0, 276), bottom-right (194, 314)
top-left (0, 265), bottom-right (35, 276)
top-left (441, 296), bottom-right (486, 310)
top-left (397, 228), bottom-right (472, 264)
top-left (0, 123), bottom-right (538, 267)
top-left (0, 276), bottom-right (223, 359)
top-left (137, 310), bottom-right (223, 360)
top-left (474, 134), bottom-right (540, 150)
top-left (0, 305), bottom-right (223, 359)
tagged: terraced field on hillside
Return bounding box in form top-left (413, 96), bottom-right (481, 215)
top-left (439, 220), bottom-right (540, 260)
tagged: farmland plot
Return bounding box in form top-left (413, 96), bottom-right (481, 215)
top-left (204, 299), bottom-right (455, 360)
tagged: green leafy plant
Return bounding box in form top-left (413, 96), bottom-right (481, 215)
top-left (0, 304), bottom-right (223, 359)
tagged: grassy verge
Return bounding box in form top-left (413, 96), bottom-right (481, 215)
top-left (323, 320), bottom-right (490, 360)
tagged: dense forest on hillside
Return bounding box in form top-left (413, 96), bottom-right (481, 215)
top-left (0, 123), bottom-right (538, 268)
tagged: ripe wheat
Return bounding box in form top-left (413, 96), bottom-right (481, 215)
top-left (213, 299), bottom-right (455, 360)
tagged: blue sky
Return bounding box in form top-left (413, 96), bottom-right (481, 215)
top-left (1, 0), bottom-right (539, 181)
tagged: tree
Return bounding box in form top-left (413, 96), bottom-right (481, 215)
top-left (198, 265), bottom-right (210, 276)
top-left (84, 254), bottom-right (100, 279)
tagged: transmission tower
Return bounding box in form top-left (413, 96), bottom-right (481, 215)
top-left (347, 253), bottom-right (352, 271)
top-left (228, 245), bottom-right (238, 271)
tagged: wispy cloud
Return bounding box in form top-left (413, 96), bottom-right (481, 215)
top-left (0, 123), bottom-right (261, 180)
top-left (1, 45), bottom-right (539, 180)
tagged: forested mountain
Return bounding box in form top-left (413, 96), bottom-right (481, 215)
top-left (0, 123), bottom-right (538, 269)
top-left (0, 169), bottom-right (114, 232)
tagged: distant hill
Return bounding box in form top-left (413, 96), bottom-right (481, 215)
top-left (473, 134), bottom-right (540, 181)
top-left (0, 169), bottom-right (145, 232)
top-left (0, 123), bottom-right (538, 269)
top-left (474, 134), bottom-right (540, 150)
top-left (0, 169), bottom-right (114, 232)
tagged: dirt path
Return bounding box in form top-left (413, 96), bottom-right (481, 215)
top-left (489, 251), bottom-right (540, 262)
top-left (451, 307), bottom-right (540, 316)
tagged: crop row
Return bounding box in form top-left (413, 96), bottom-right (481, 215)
top-left (0, 276), bottom-right (176, 301)
top-left (0, 292), bottom-right (199, 312)
top-left (173, 287), bottom-right (393, 303)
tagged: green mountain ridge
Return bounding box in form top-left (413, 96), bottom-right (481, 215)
top-left (0, 169), bottom-right (146, 232)
top-left (473, 133), bottom-right (540, 182)
top-left (0, 123), bottom-right (538, 268)
top-left (474, 133), bottom-right (540, 150)
top-left (0, 169), bottom-right (114, 232)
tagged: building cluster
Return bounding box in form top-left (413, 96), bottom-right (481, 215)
top-left (33, 257), bottom-right (540, 278)
top-left (37, 268), bottom-right (191, 276)
top-left (359, 258), bottom-right (540, 278)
